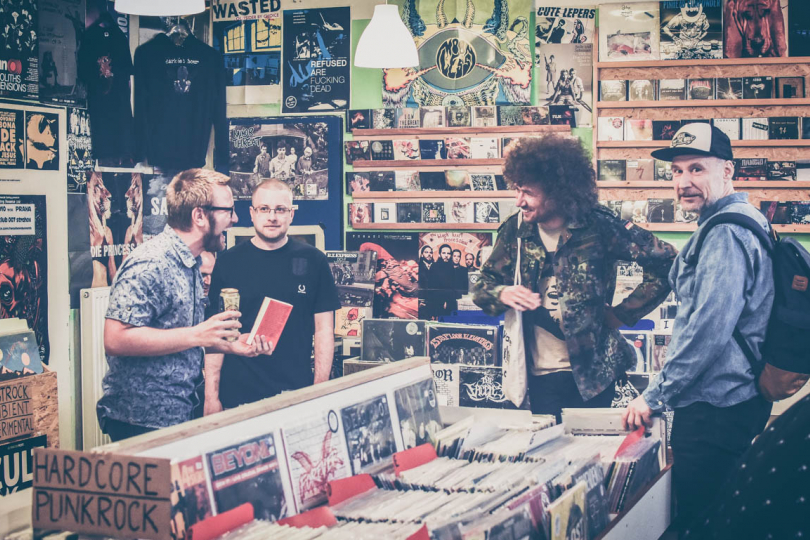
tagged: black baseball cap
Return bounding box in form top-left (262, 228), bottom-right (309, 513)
top-left (651, 123), bottom-right (734, 162)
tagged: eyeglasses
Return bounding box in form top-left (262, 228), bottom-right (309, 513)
top-left (253, 206), bottom-right (291, 216)
top-left (203, 205), bottom-right (235, 217)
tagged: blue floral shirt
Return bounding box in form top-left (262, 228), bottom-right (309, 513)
top-left (97, 226), bottom-right (205, 429)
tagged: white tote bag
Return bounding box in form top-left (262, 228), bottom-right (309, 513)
top-left (502, 217), bottom-right (527, 407)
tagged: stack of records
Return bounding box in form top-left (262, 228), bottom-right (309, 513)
top-left (216, 520), bottom-right (425, 539)
top-left (605, 438), bottom-right (662, 514)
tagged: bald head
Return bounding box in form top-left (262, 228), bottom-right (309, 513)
top-left (252, 178), bottom-right (293, 207)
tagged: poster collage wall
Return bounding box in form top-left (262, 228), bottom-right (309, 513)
top-left (167, 372), bottom-right (441, 539)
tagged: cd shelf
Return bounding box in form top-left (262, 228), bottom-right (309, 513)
top-left (596, 56), bottom-right (810, 69)
top-left (350, 125), bottom-right (570, 138)
top-left (635, 223), bottom-right (810, 233)
top-left (351, 158), bottom-right (504, 169)
top-left (597, 181), bottom-right (810, 189)
top-left (352, 191), bottom-right (515, 200)
top-left (597, 98), bottom-right (810, 109)
top-left (350, 222), bottom-right (501, 231)
top-left (596, 140), bottom-right (810, 149)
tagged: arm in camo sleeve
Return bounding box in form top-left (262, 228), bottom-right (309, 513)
top-left (472, 216), bottom-right (519, 316)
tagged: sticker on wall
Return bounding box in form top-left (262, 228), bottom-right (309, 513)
top-left (67, 107), bottom-right (92, 192)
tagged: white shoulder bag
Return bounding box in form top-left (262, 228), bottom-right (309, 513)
top-left (502, 215), bottom-right (527, 407)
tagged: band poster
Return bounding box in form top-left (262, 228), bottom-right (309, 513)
top-left (281, 7), bottom-right (351, 113)
top-left (0, 108), bottom-right (24, 169)
top-left (67, 107), bottom-right (91, 192)
top-left (0, 195), bottom-right (49, 363)
top-left (39, 0), bottom-right (86, 106)
top-left (660, 0), bottom-right (723, 60)
top-left (383, 0), bottom-right (532, 107)
top-left (0, 0), bottom-right (38, 100)
top-left (212, 0), bottom-right (282, 105)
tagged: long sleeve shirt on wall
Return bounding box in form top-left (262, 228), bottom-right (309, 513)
top-left (77, 22), bottom-right (136, 163)
top-left (133, 34), bottom-right (227, 172)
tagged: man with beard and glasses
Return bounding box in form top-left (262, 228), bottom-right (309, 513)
top-left (98, 169), bottom-right (272, 442)
top-left (203, 179), bottom-right (340, 414)
top-left (472, 136), bottom-right (677, 423)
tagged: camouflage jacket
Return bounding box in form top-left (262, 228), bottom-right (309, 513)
top-left (472, 206), bottom-right (678, 400)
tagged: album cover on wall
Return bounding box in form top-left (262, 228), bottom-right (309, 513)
top-left (742, 118), bottom-right (769, 140)
top-left (459, 366), bottom-right (515, 409)
top-left (423, 202), bottom-right (447, 223)
top-left (396, 203), bottom-right (422, 223)
top-left (472, 106), bottom-right (498, 127)
top-left (334, 306), bottom-right (372, 338)
top-left (344, 141), bottom-right (370, 164)
top-left (368, 171), bottom-right (396, 191)
top-left (724, 0), bottom-right (787, 58)
top-left (445, 138), bottom-right (471, 159)
top-left (777, 77), bottom-right (805, 99)
top-left (712, 118), bottom-right (741, 140)
top-left (374, 202), bottom-right (396, 223)
top-left (599, 2), bottom-right (659, 62)
top-left (655, 160), bottom-right (673, 181)
top-left (599, 80), bottom-right (627, 101)
top-left (427, 323), bottom-right (499, 366)
top-left (598, 117), bottom-right (625, 141)
top-left (395, 108), bottom-right (421, 129)
top-left (598, 160), bottom-right (626, 181)
top-left (498, 106), bottom-right (524, 126)
top-left (715, 78), bottom-right (743, 99)
top-left (549, 105), bottom-right (577, 126)
top-left (537, 42), bottom-right (593, 127)
top-left (348, 110), bottom-right (371, 130)
top-left (734, 158), bottom-right (769, 181)
top-left (621, 200), bottom-right (648, 224)
top-left (657, 79), bottom-right (686, 100)
top-left (327, 251), bottom-right (377, 308)
top-left (660, 0), bottom-right (723, 60)
top-left (688, 78), bottom-right (715, 99)
top-left (361, 319), bottom-right (426, 362)
top-left (340, 395), bottom-right (398, 475)
top-left (675, 202), bottom-right (699, 223)
top-left (790, 202), bottom-right (810, 224)
top-left (743, 76), bottom-right (773, 99)
top-left (447, 201), bottom-right (475, 224)
top-left (768, 161), bottom-right (796, 180)
top-left (444, 170), bottom-right (472, 191)
top-left (474, 202), bottom-right (500, 223)
top-left (393, 139), bottom-right (421, 160)
top-left (760, 201), bottom-right (791, 224)
top-left (535, 5), bottom-right (596, 46)
top-left (420, 106), bottom-right (445, 128)
top-left (652, 120), bottom-right (681, 141)
top-left (628, 80), bottom-right (656, 101)
top-left (626, 159), bottom-right (654, 181)
top-left (432, 363), bottom-right (460, 407)
top-left (446, 106), bottom-right (472, 128)
top-left (769, 117), bottom-right (800, 140)
top-left (370, 140), bottom-right (395, 161)
top-left (395, 170), bottom-right (421, 191)
top-left (470, 138), bottom-right (500, 159)
top-left (348, 203), bottom-right (372, 227)
top-left (624, 119), bottom-right (653, 141)
top-left (418, 140), bottom-right (447, 160)
top-left (394, 378), bottom-right (442, 449)
top-left (372, 109), bottom-right (397, 129)
top-left (647, 199), bottom-right (675, 223)
top-left (471, 174), bottom-right (497, 191)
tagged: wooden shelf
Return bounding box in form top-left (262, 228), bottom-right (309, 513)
top-left (597, 140), bottom-right (810, 148)
top-left (349, 222), bottom-right (501, 230)
top-left (597, 181), bottom-right (810, 188)
top-left (598, 98), bottom-right (810, 109)
top-left (351, 158), bottom-right (504, 169)
top-left (596, 56), bottom-right (810, 69)
top-left (633, 223), bottom-right (810, 233)
top-left (352, 190), bottom-right (515, 199)
top-left (351, 125), bottom-right (571, 137)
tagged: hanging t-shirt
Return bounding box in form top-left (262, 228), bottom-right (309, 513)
top-left (77, 22), bottom-right (136, 162)
top-left (133, 33), bottom-right (227, 171)
top-left (526, 225), bottom-right (571, 376)
top-left (206, 239), bottom-right (341, 408)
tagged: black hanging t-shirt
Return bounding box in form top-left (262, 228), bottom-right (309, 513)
top-left (77, 23), bottom-right (136, 162)
top-left (133, 33), bottom-right (227, 171)
top-left (206, 239), bottom-right (341, 408)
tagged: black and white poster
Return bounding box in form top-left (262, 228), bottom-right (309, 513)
top-left (660, 0), bottom-right (723, 60)
top-left (326, 250), bottom-right (377, 308)
top-left (23, 111), bottom-right (58, 170)
top-left (0, 195), bottom-right (48, 363)
top-left (394, 378), bottom-right (442, 449)
top-left (67, 107), bottom-right (91, 192)
top-left (0, 435), bottom-right (47, 495)
top-left (282, 7), bottom-right (350, 114)
top-left (361, 319), bottom-right (426, 362)
top-left (340, 395), bottom-right (398, 475)
top-left (212, 0), bottom-right (281, 105)
top-left (0, 0), bottom-right (38, 100)
top-left (0, 108), bottom-right (23, 168)
top-left (39, 0), bottom-right (86, 106)
top-left (537, 42), bottom-right (593, 127)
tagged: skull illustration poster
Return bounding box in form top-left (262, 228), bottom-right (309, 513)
top-left (0, 195), bottom-right (49, 363)
top-left (383, 0), bottom-right (533, 107)
top-left (212, 0), bottom-right (282, 105)
top-left (282, 7), bottom-right (351, 113)
top-left (0, 0), bottom-right (38, 100)
top-left (281, 410), bottom-right (352, 513)
top-left (660, 0), bottom-right (723, 60)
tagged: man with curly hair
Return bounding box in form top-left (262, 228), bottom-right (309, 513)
top-left (472, 136), bottom-right (677, 420)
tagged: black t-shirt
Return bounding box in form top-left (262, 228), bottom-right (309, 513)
top-left (206, 239), bottom-right (340, 407)
top-left (77, 23), bottom-right (135, 162)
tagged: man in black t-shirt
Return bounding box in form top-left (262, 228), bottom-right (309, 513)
top-left (204, 179), bottom-right (340, 413)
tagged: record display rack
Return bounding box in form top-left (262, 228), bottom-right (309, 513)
top-left (592, 29), bottom-right (810, 234)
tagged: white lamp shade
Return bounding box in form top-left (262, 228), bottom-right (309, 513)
top-left (355, 4), bottom-right (419, 69)
top-left (115, 0), bottom-right (205, 16)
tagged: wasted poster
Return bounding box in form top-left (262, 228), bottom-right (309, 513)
top-left (86, 172), bottom-right (143, 288)
top-left (229, 117), bottom-right (333, 200)
top-left (0, 108), bottom-right (23, 168)
top-left (0, 0), bottom-right (38, 100)
top-left (0, 195), bottom-right (49, 363)
top-left (39, 0), bottom-right (86, 106)
top-left (282, 7), bottom-right (350, 113)
top-left (67, 107), bottom-right (91, 192)
top-left (384, 0), bottom-right (533, 107)
top-left (212, 0), bottom-right (282, 105)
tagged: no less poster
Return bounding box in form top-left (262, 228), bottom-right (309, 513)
top-left (0, 108), bottom-right (24, 168)
top-left (384, 0), bottom-right (532, 107)
top-left (282, 7), bottom-right (350, 113)
top-left (212, 0), bottom-right (282, 105)
top-left (39, 0), bottom-right (86, 106)
top-left (0, 195), bottom-right (49, 363)
top-left (0, 0), bottom-right (38, 100)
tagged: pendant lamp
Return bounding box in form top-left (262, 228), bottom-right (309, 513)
top-left (114, 0), bottom-right (205, 16)
top-left (355, 4), bottom-right (419, 69)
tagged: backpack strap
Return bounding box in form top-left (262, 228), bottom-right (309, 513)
top-left (683, 211), bottom-right (775, 378)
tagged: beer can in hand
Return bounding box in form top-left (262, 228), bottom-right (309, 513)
top-left (219, 288), bottom-right (240, 342)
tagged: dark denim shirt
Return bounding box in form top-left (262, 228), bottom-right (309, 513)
top-left (97, 226), bottom-right (205, 428)
top-left (644, 193), bottom-right (774, 412)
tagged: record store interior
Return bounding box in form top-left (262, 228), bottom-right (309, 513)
top-left (2, 0), bottom-right (810, 539)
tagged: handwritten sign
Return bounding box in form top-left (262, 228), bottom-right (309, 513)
top-left (0, 379), bottom-right (34, 443)
top-left (33, 449), bottom-right (172, 540)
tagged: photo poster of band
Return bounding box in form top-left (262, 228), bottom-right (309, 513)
top-left (0, 0), bottom-right (38, 100)
top-left (228, 115), bottom-right (343, 250)
top-left (0, 195), bottom-right (49, 363)
top-left (724, 0), bottom-right (788, 58)
top-left (281, 7), bottom-right (351, 114)
top-left (0, 108), bottom-right (23, 169)
top-left (39, 0), bottom-right (86, 106)
top-left (212, 0), bottom-right (282, 105)
top-left (417, 232), bottom-right (492, 319)
top-left (383, 0), bottom-right (533, 107)
top-left (660, 0), bottom-right (723, 60)
top-left (86, 172), bottom-right (144, 289)
top-left (345, 232), bottom-right (419, 320)
top-left (67, 107), bottom-right (91, 192)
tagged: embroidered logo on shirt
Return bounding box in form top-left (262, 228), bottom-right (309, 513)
top-left (298, 284), bottom-right (307, 294)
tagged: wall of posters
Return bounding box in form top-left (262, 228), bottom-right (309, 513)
top-left (67, 107), bottom-right (91, 192)
top-left (0, 195), bottom-right (49, 363)
top-left (281, 7), bottom-right (351, 113)
top-left (212, 0), bottom-right (282, 105)
top-left (39, 0), bottom-right (86, 106)
top-left (660, 0), bottom-right (723, 60)
top-left (0, 108), bottom-right (23, 169)
top-left (384, 0), bottom-right (533, 107)
top-left (0, 0), bottom-right (38, 100)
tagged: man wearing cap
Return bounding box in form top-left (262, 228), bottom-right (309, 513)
top-left (622, 123), bottom-right (774, 537)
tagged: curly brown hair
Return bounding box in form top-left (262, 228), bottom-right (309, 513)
top-left (503, 136), bottom-right (598, 223)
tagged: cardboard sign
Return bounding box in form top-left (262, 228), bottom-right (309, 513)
top-left (0, 379), bottom-right (34, 442)
top-left (32, 449), bottom-right (172, 540)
